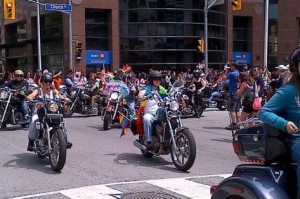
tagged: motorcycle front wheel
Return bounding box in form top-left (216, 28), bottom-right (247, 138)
top-left (49, 129), bottom-right (67, 172)
top-left (0, 108), bottom-right (6, 129)
top-left (103, 111), bottom-right (112, 130)
top-left (217, 101), bottom-right (227, 111)
top-left (171, 128), bottom-right (196, 171)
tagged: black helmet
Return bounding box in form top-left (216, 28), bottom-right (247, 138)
top-left (40, 73), bottom-right (53, 83)
top-left (290, 48), bottom-right (300, 74)
top-left (193, 69), bottom-right (201, 75)
top-left (148, 70), bottom-right (162, 84)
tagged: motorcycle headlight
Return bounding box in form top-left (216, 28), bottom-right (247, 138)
top-left (170, 101), bottom-right (179, 111)
top-left (110, 92), bottom-right (119, 100)
top-left (0, 91), bottom-right (8, 100)
top-left (48, 102), bottom-right (59, 112)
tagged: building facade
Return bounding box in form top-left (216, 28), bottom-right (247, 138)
top-left (0, 0), bottom-right (228, 75)
top-left (229, 0), bottom-right (300, 69)
top-left (2, 0), bottom-right (299, 75)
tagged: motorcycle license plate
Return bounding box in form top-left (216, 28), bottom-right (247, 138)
top-left (106, 105), bottom-right (113, 111)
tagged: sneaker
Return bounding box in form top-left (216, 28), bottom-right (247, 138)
top-left (225, 123), bottom-right (240, 130)
top-left (27, 140), bottom-right (34, 151)
top-left (66, 141), bottom-right (73, 149)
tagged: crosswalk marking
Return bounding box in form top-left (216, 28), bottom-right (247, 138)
top-left (148, 178), bottom-right (211, 199)
top-left (60, 185), bottom-right (122, 199)
top-left (11, 174), bottom-right (230, 199)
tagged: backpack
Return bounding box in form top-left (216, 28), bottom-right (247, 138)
top-left (242, 86), bottom-right (255, 107)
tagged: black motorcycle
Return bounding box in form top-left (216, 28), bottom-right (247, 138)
top-left (131, 90), bottom-right (196, 171)
top-left (63, 85), bottom-right (94, 118)
top-left (179, 87), bottom-right (204, 118)
top-left (32, 96), bottom-right (67, 172)
top-left (211, 118), bottom-right (296, 199)
top-left (102, 86), bottom-right (128, 130)
top-left (0, 87), bottom-right (31, 128)
top-left (202, 90), bottom-right (228, 111)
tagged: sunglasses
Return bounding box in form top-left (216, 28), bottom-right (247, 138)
top-left (153, 78), bottom-right (161, 81)
top-left (16, 75), bottom-right (23, 78)
top-left (43, 81), bottom-right (52, 84)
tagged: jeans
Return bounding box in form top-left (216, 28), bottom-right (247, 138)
top-left (126, 99), bottom-right (135, 120)
top-left (209, 91), bottom-right (219, 103)
top-left (143, 108), bottom-right (165, 142)
top-left (290, 138), bottom-right (300, 199)
top-left (28, 112), bottom-right (68, 141)
top-left (21, 99), bottom-right (30, 118)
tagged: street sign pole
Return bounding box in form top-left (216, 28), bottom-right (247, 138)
top-left (264, 0), bottom-right (269, 67)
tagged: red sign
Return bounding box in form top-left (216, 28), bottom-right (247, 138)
top-left (100, 53), bottom-right (105, 59)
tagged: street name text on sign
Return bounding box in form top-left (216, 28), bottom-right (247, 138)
top-left (44, 3), bottom-right (72, 12)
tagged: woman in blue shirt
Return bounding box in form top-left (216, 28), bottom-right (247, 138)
top-left (258, 48), bottom-right (300, 199)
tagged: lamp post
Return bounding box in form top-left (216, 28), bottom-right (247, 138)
top-left (68, 0), bottom-right (73, 70)
top-left (37, 0), bottom-right (42, 71)
top-left (264, 0), bottom-right (269, 67)
top-left (204, 0), bottom-right (220, 75)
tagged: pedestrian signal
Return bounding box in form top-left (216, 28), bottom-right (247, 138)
top-left (75, 41), bottom-right (82, 60)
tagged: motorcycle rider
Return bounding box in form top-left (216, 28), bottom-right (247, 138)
top-left (26, 73), bottom-right (72, 151)
top-left (183, 76), bottom-right (197, 113)
top-left (0, 70), bottom-right (31, 124)
top-left (258, 47), bottom-right (300, 199)
top-left (193, 69), bottom-right (206, 108)
top-left (122, 74), bottom-right (137, 120)
top-left (137, 70), bottom-right (167, 147)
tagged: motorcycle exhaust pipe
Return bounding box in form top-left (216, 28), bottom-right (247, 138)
top-left (133, 140), bottom-right (147, 151)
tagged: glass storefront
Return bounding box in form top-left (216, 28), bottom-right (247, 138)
top-left (119, 0), bottom-right (227, 71)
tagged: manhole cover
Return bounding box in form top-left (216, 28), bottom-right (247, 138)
top-left (121, 191), bottom-right (181, 199)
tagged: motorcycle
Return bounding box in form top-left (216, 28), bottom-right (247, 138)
top-left (202, 89), bottom-right (228, 111)
top-left (179, 87), bottom-right (204, 118)
top-left (32, 95), bottom-right (67, 172)
top-left (210, 118), bottom-right (296, 199)
top-left (0, 87), bottom-right (31, 128)
top-left (102, 86), bottom-right (128, 130)
top-left (131, 90), bottom-right (196, 171)
top-left (63, 85), bottom-right (94, 118)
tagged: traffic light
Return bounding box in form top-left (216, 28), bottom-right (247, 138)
top-left (75, 41), bottom-right (82, 60)
top-left (197, 38), bottom-right (205, 53)
top-left (232, 0), bottom-right (242, 11)
top-left (3, 0), bottom-right (16, 20)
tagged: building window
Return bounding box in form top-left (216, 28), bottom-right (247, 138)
top-left (268, 20), bottom-right (277, 66)
top-left (233, 16), bottom-right (249, 52)
top-left (85, 9), bottom-right (110, 51)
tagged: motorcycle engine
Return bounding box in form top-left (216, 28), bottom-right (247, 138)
top-left (155, 124), bottom-right (164, 135)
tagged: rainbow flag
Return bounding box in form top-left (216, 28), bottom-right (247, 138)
top-left (119, 112), bottom-right (131, 137)
top-left (136, 100), bottom-right (147, 135)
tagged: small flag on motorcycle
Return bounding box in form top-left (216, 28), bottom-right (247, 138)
top-left (119, 112), bottom-right (130, 137)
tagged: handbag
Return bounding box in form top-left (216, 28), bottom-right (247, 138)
top-left (252, 82), bottom-right (262, 111)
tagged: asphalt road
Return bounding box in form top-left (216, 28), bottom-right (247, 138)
top-left (0, 109), bottom-right (241, 199)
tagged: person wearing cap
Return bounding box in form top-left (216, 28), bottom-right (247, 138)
top-left (276, 64), bottom-right (289, 88)
top-left (0, 70), bottom-right (31, 124)
top-left (225, 62), bottom-right (241, 130)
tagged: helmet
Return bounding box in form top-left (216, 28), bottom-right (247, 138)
top-left (193, 69), bottom-right (201, 75)
top-left (40, 73), bottom-right (53, 83)
top-left (15, 70), bottom-right (24, 76)
top-left (148, 70), bottom-right (162, 84)
top-left (290, 48), bottom-right (300, 74)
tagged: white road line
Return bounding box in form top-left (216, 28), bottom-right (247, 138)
top-left (148, 178), bottom-right (211, 199)
top-left (11, 174), bottom-right (230, 199)
top-left (60, 185), bottom-right (122, 199)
